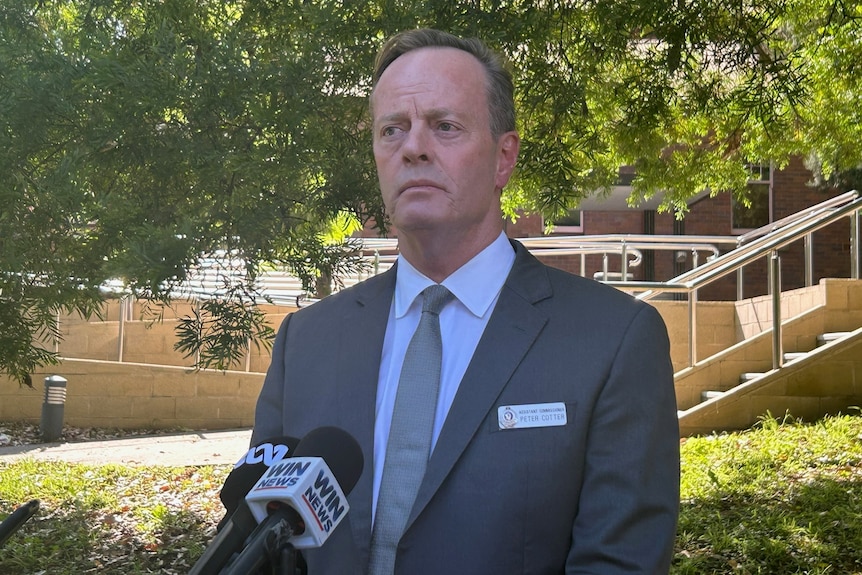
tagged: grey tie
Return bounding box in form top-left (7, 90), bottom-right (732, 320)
top-left (368, 284), bottom-right (454, 575)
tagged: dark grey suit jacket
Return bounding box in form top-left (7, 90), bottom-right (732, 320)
top-left (252, 240), bottom-right (680, 574)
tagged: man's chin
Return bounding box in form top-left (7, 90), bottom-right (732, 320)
top-left (391, 213), bottom-right (455, 236)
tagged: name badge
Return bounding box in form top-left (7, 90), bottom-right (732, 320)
top-left (497, 402), bottom-right (568, 430)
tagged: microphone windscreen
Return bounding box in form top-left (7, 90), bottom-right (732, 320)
top-left (292, 426), bottom-right (364, 495)
top-left (220, 436), bottom-right (301, 514)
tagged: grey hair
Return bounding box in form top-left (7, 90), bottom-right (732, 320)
top-left (371, 28), bottom-right (516, 139)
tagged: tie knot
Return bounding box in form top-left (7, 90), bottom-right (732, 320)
top-left (421, 285), bottom-right (453, 315)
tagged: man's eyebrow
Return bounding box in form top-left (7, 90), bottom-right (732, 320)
top-left (424, 108), bottom-right (458, 121)
top-left (374, 112), bottom-right (408, 125)
top-left (374, 108), bottom-right (460, 125)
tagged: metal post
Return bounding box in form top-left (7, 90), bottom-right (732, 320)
top-left (852, 208), bottom-right (861, 280)
top-left (54, 311), bottom-right (60, 354)
top-left (770, 251), bottom-right (783, 370)
top-left (688, 288), bottom-right (698, 367)
top-left (194, 301), bottom-right (202, 369)
top-left (690, 248), bottom-right (700, 366)
top-left (117, 295), bottom-right (127, 363)
top-left (804, 233), bottom-right (813, 287)
top-left (620, 240), bottom-right (628, 282)
top-left (602, 253), bottom-right (609, 281)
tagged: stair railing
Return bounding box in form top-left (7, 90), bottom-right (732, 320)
top-left (605, 190), bottom-right (862, 369)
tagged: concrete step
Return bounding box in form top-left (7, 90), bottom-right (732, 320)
top-left (783, 351), bottom-right (808, 363)
top-left (740, 372), bottom-right (765, 383)
top-left (694, 330), bottom-right (856, 409)
top-left (817, 332), bottom-right (851, 346)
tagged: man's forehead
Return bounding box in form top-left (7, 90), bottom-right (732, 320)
top-left (377, 46), bottom-right (480, 82)
top-left (371, 47), bottom-right (486, 115)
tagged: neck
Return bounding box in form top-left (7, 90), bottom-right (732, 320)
top-left (397, 228), bottom-right (502, 283)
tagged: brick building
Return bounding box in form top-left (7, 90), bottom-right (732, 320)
top-left (504, 156), bottom-right (855, 301)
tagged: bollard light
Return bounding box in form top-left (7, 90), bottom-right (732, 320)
top-left (40, 375), bottom-right (67, 442)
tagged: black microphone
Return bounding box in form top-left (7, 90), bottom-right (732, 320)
top-left (0, 499), bottom-right (40, 549)
top-left (222, 426), bottom-right (364, 575)
top-left (189, 436), bottom-right (300, 575)
top-left (219, 436), bottom-right (302, 530)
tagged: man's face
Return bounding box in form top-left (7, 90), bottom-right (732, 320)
top-left (371, 47), bottom-right (518, 239)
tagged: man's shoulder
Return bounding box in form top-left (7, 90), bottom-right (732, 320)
top-left (292, 270), bottom-right (394, 317)
top-left (545, 264), bottom-right (635, 300)
top-left (510, 242), bottom-right (641, 308)
top-left (516, 256), bottom-right (657, 326)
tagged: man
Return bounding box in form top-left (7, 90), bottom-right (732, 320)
top-left (253, 28), bottom-right (680, 574)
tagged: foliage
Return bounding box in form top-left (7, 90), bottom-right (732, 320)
top-left (1, 0), bottom-right (861, 379)
top-left (0, 0), bottom-right (382, 379)
top-left (674, 411), bottom-right (862, 573)
top-left (0, 460), bottom-right (230, 574)
top-left (1, 413), bottom-right (861, 573)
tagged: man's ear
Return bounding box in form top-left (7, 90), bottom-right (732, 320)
top-left (495, 131), bottom-right (520, 191)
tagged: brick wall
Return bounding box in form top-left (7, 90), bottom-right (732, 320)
top-left (506, 156), bottom-right (854, 301)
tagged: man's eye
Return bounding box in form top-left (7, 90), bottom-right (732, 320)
top-left (438, 122), bottom-right (454, 131)
top-left (382, 126), bottom-right (397, 137)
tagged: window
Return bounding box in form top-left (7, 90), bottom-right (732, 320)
top-left (551, 209), bottom-right (583, 233)
top-left (732, 162), bottom-right (772, 232)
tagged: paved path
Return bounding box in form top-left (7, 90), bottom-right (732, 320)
top-left (0, 429), bottom-right (252, 467)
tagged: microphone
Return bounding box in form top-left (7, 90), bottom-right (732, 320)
top-left (189, 436), bottom-right (300, 575)
top-left (0, 499), bottom-right (40, 549)
top-left (219, 436), bottom-right (302, 529)
top-left (223, 426), bottom-right (364, 574)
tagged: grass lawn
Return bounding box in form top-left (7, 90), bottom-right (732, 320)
top-left (1, 412), bottom-right (861, 574)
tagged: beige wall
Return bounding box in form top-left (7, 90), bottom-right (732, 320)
top-left (652, 300), bottom-right (738, 372)
top-left (1, 360), bottom-right (263, 430)
top-left (47, 298), bottom-right (295, 372)
top-left (3, 279), bottom-right (861, 434)
top-left (675, 279), bottom-right (862, 411)
top-left (45, 296), bottom-right (732, 380)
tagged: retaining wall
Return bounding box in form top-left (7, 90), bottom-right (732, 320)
top-left (2, 279), bottom-right (861, 432)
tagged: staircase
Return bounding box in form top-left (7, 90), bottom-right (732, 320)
top-left (674, 280), bottom-right (862, 436)
top-left (728, 331), bottom-right (853, 391)
top-left (595, 191), bottom-right (862, 437)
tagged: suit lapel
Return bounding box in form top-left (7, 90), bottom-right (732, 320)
top-left (408, 242), bottom-right (552, 527)
top-left (332, 266), bottom-right (397, 556)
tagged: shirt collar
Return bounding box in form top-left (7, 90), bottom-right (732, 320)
top-left (394, 232), bottom-right (516, 319)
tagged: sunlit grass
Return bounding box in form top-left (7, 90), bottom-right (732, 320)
top-left (0, 463), bottom-right (229, 574)
top-left (1, 412), bottom-right (861, 574)
top-left (673, 411), bottom-right (862, 574)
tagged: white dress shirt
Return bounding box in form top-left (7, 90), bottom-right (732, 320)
top-left (371, 232), bottom-right (516, 520)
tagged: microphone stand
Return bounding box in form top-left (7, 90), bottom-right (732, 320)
top-left (222, 509), bottom-right (306, 575)
top-left (0, 500), bottom-right (40, 549)
top-left (277, 541), bottom-right (298, 575)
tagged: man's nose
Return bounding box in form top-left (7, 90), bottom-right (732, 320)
top-left (401, 126), bottom-right (431, 163)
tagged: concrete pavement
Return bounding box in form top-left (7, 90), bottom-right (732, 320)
top-left (0, 428), bottom-right (253, 467)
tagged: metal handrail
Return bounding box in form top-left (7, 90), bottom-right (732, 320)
top-left (622, 193), bottom-right (861, 295)
top-left (605, 191), bottom-right (862, 368)
top-left (735, 190), bottom-right (861, 298)
top-left (519, 235), bottom-right (726, 281)
top-left (737, 190), bottom-right (859, 244)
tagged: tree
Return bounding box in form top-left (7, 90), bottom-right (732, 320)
top-left (1, 0), bottom-right (382, 381)
top-left (1, 0), bottom-right (860, 383)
